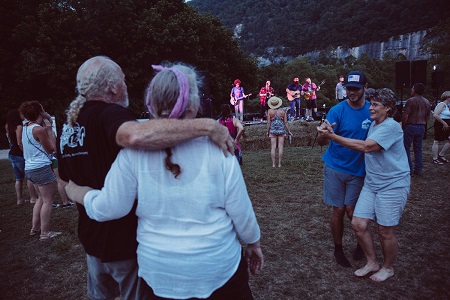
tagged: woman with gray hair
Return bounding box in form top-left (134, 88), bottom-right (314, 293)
top-left (66, 63), bottom-right (264, 299)
top-left (318, 88), bottom-right (410, 282)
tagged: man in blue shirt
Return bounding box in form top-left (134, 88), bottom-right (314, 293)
top-left (286, 77), bottom-right (303, 120)
top-left (317, 71), bottom-right (372, 267)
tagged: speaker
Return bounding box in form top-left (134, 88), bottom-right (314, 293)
top-left (395, 61), bottom-right (410, 88)
top-left (411, 60), bottom-right (427, 85)
top-left (432, 71), bottom-right (446, 89)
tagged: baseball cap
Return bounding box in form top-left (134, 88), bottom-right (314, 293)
top-left (344, 71), bottom-right (367, 88)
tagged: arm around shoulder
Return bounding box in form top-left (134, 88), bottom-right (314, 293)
top-left (116, 118), bottom-right (234, 156)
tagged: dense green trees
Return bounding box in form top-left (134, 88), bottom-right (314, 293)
top-left (1, 0), bottom-right (448, 150)
top-left (0, 0), bottom-right (257, 141)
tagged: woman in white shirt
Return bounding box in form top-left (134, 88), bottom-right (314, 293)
top-left (431, 91), bottom-right (450, 164)
top-left (66, 63), bottom-right (264, 299)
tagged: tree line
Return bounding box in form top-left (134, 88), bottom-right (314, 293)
top-left (1, 0), bottom-right (448, 149)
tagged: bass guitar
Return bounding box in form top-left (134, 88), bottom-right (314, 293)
top-left (304, 80), bottom-right (325, 100)
top-left (230, 93), bottom-right (252, 105)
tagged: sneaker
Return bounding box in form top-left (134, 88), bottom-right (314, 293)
top-left (61, 201), bottom-right (75, 208)
top-left (39, 231), bottom-right (62, 241)
top-left (52, 204), bottom-right (60, 208)
top-left (433, 158), bottom-right (444, 165)
top-left (438, 155), bottom-right (449, 163)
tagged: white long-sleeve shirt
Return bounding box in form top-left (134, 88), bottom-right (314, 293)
top-left (84, 136), bottom-right (260, 299)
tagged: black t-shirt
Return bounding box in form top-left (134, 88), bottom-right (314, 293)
top-left (57, 101), bottom-right (138, 262)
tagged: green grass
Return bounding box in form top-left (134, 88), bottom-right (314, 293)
top-left (0, 123), bottom-right (449, 299)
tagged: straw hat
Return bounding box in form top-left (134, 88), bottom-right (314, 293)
top-left (268, 96), bottom-right (283, 109)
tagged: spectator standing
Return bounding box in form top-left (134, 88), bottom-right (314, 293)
top-left (19, 101), bottom-right (61, 240)
top-left (267, 97), bottom-right (292, 168)
top-left (431, 91), bottom-right (450, 164)
top-left (5, 109), bottom-right (37, 205)
top-left (219, 104), bottom-right (244, 165)
top-left (401, 83), bottom-right (431, 175)
top-left (336, 75), bottom-right (347, 102)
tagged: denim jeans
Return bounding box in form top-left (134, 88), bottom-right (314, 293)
top-left (289, 98), bottom-right (300, 118)
top-left (8, 154), bottom-right (25, 181)
top-left (403, 124), bottom-right (425, 173)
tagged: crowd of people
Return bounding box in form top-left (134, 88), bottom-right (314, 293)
top-left (4, 57), bottom-right (449, 297)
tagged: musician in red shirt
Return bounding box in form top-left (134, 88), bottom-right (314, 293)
top-left (259, 80), bottom-right (274, 122)
top-left (302, 77), bottom-right (320, 121)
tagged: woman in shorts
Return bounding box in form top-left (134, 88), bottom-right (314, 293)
top-left (318, 88), bottom-right (410, 282)
top-left (431, 91), bottom-right (450, 164)
top-left (19, 101), bottom-right (61, 241)
top-left (5, 109), bottom-right (37, 205)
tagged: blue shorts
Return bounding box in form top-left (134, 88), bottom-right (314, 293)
top-left (323, 165), bottom-right (364, 208)
top-left (8, 154), bottom-right (25, 181)
top-left (354, 185), bottom-right (409, 226)
top-left (25, 165), bottom-right (56, 186)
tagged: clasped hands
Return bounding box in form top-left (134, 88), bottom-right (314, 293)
top-left (317, 119), bottom-right (336, 139)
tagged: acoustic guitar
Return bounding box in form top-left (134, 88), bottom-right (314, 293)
top-left (286, 90), bottom-right (301, 101)
top-left (230, 93), bottom-right (252, 105)
top-left (303, 80), bottom-right (325, 100)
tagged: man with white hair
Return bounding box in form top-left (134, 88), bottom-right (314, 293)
top-left (57, 56), bottom-right (233, 300)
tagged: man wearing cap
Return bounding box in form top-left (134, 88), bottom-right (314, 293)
top-left (230, 79), bottom-right (250, 122)
top-left (317, 70), bottom-right (372, 268)
top-left (259, 80), bottom-right (274, 122)
top-left (303, 77), bottom-right (320, 121)
top-left (286, 77), bottom-right (303, 120)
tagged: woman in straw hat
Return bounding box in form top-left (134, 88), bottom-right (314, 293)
top-left (267, 96), bottom-right (292, 167)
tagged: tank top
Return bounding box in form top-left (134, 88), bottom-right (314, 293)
top-left (436, 102), bottom-right (450, 119)
top-left (22, 123), bottom-right (52, 171)
top-left (218, 117), bottom-right (241, 151)
top-left (7, 125), bottom-right (23, 157)
top-left (269, 109), bottom-right (286, 135)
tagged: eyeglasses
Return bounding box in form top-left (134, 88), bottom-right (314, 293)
top-left (370, 102), bottom-right (383, 108)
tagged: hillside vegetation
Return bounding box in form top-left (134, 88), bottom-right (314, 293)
top-left (189, 0), bottom-right (450, 57)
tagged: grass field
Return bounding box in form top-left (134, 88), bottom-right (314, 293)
top-left (0, 123), bottom-right (449, 299)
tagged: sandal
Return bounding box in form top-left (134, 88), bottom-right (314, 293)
top-left (30, 229), bottom-right (40, 236)
top-left (433, 158), bottom-right (444, 165)
top-left (438, 155), bottom-right (449, 163)
top-left (39, 231), bottom-right (62, 241)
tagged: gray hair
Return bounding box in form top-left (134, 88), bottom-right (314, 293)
top-left (370, 88), bottom-right (398, 117)
top-left (145, 63), bottom-right (201, 119)
top-left (66, 56), bottom-right (124, 126)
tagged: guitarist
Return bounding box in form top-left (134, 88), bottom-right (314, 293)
top-left (302, 77), bottom-right (321, 121)
top-left (230, 79), bottom-right (249, 122)
top-left (259, 80), bottom-right (274, 122)
top-left (285, 77), bottom-right (303, 120)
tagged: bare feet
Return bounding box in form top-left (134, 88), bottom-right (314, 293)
top-left (370, 267), bottom-right (394, 282)
top-left (354, 262), bottom-right (380, 277)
